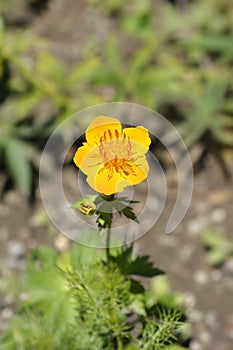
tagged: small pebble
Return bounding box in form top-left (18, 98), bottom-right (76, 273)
top-left (7, 241), bottom-right (25, 259)
top-left (205, 311), bottom-right (218, 329)
top-left (190, 340), bottom-right (203, 350)
top-left (180, 244), bottom-right (195, 262)
top-left (54, 234), bottom-right (70, 252)
top-left (189, 310), bottom-right (203, 322)
top-left (199, 330), bottom-right (211, 344)
top-left (210, 208), bottom-right (226, 223)
top-left (187, 216), bottom-right (209, 235)
top-left (184, 292), bottom-right (196, 308)
top-left (194, 270), bottom-right (209, 285)
top-left (159, 234), bottom-right (177, 247)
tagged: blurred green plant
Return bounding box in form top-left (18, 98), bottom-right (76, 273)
top-left (120, 0), bottom-right (154, 39)
top-left (91, 36), bottom-right (184, 110)
top-left (0, 18), bottom-right (44, 195)
top-left (0, 17), bottom-right (103, 195)
top-left (178, 69), bottom-right (233, 147)
top-left (92, 0), bottom-right (233, 148)
top-left (1, 243), bottom-right (189, 349)
top-left (202, 229), bottom-right (233, 266)
top-left (1, 0), bottom-right (233, 195)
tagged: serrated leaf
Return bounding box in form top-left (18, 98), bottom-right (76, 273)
top-left (96, 211), bottom-right (113, 230)
top-left (129, 278), bottom-right (145, 294)
top-left (122, 205), bottom-right (139, 223)
top-left (126, 256), bottom-right (165, 277)
top-left (111, 246), bottom-right (164, 278)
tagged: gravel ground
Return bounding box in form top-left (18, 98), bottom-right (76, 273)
top-left (1, 151), bottom-right (233, 349)
top-left (0, 1), bottom-right (233, 349)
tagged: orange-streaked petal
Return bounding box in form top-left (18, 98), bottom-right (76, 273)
top-left (85, 156), bottom-right (149, 195)
top-left (73, 143), bottom-right (101, 174)
top-left (73, 117), bottom-right (151, 194)
top-left (86, 116), bottom-right (122, 146)
top-left (87, 168), bottom-right (124, 195)
top-left (124, 156), bottom-right (149, 186)
top-left (123, 126), bottom-right (151, 151)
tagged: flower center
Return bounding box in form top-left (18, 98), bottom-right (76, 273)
top-left (99, 129), bottom-right (131, 160)
top-left (97, 129), bottom-right (137, 180)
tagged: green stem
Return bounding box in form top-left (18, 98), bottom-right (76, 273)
top-left (103, 193), bottom-right (115, 266)
top-left (116, 334), bottom-right (123, 350)
top-left (106, 225), bottom-right (111, 265)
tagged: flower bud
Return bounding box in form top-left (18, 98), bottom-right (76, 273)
top-left (79, 201), bottom-right (96, 216)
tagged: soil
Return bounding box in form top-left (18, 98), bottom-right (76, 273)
top-left (0, 1), bottom-right (233, 349)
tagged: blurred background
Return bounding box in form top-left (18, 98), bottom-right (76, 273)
top-left (0, 0), bottom-right (233, 349)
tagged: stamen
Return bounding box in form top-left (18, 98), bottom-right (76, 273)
top-left (108, 129), bottom-right (113, 139)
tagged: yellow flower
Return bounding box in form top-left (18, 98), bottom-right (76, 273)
top-left (73, 116), bottom-right (151, 195)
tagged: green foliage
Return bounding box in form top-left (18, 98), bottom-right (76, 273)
top-left (89, 0), bottom-right (233, 148)
top-left (178, 70), bottom-right (233, 147)
top-left (0, 137), bottom-right (33, 195)
top-left (1, 0), bottom-right (233, 195)
top-left (0, 17), bottom-right (102, 194)
top-left (91, 36), bottom-right (183, 109)
top-left (121, 1), bottom-right (154, 39)
top-left (138, 308), bottom-right (183, 350)
top-left (111, 245), bottom-right (164, 278)
top-left (201, 229), bottom-right (233, 266)
top-left (146, 275), bottom-right (185, 312)
top-left (1, 243), bottom-right (188, 349)
top-left (66, 261), bottom-right (132, 349)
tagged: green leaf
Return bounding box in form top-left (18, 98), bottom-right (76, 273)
top-left (122, 205), bottom-right (139, 223)
top-left (112, 246), bottom-right (164, 278)
top-left (3, 138), bottom-right (32, 196)
top-left (129, 278), bottom-right (145, 294)
top-left (96, 210), bottom-right (113, 230)
top-left (71, 195), bottom-right (97, 208)
top-left (126, 256), bottom-right (165, 277)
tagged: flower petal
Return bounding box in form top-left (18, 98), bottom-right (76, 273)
top-left (124, 156), bottom-right (149, 186)
top-left (87, 169), bottom-right (124, 195)
top-left (73, 117), bottom-right (151, 195)
top-left (73, 143), bottom-right (101, 174)
top-left (123, 126), bottom-right (151, 151)
top-left (86, 116), bottom-right (122, 146)
top-left (85, 156), bottom-right (149, 195)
